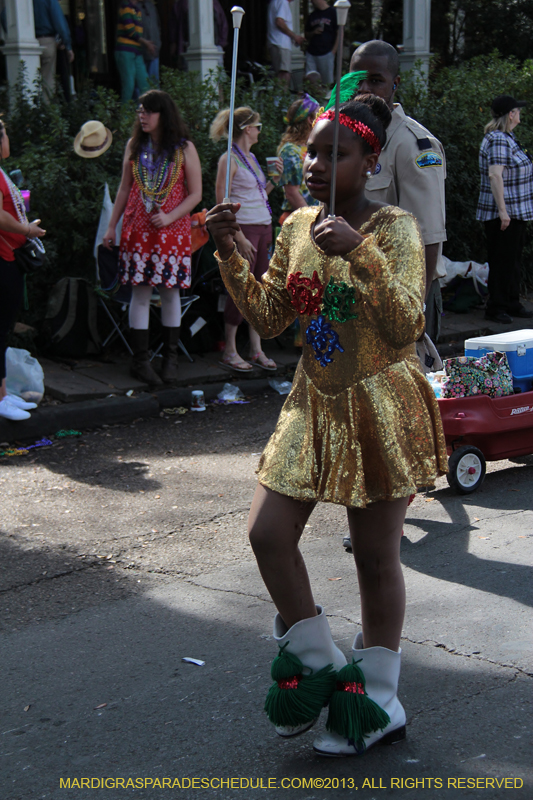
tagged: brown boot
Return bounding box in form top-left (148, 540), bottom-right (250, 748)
top-left (161, 326), bottom-right (180, 383)
top-left (129, 329), bottom-right (163, 386)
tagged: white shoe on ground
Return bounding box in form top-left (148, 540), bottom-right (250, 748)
top-left (267, 605), bottom-right (347, 738)
top-left (313, 632), bottom-right (406, 756)
top-left (0, 397), bottom-right (31, 420)
top-left (7, 394), bottom-right (38, 410)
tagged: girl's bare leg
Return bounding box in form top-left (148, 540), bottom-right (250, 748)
top-left (346, 496), bottom-right (409, 652)
top-left (248, 484), bottom-right (316, 628)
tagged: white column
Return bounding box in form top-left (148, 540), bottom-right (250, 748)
top-left (290, 0), bottom-right (305, 88)
top-left (399, 0), bottom-right (431, 80)
top-left (184, 0), bottom-right (221, 80)
top-left (1, 0), bottom-right (42, 93)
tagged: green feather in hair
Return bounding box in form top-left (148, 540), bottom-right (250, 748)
top-left (324, 71), bottom-right (367, 111)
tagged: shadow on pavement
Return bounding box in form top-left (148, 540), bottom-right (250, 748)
top-left (1, 530), bottom-right (530, 798)
top-left (402, 461), bottom-right (533, 608)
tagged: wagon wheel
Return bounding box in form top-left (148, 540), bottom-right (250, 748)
top-left (447, 446), bottom-right (486, 494)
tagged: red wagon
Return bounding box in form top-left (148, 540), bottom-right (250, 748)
top-left (437, 390), bottom-right (533, 493)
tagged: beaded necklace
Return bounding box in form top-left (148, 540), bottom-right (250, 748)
top-left (232, 144), bottom-right (272, 216)
top-left (132, 142), bottom-right (184, 212)
top-left (1, 168), bottom-right (28, 225)
top-left (0, 168), bottom-right (45, 252)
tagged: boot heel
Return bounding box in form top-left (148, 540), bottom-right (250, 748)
top-left (379, 725), bottom-right (406, 746)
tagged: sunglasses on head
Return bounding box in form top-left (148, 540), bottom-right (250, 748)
top-left (240, 121), bottom-right (262, 131)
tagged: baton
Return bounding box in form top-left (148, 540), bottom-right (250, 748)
top-left (224, 6), bottom-right (245, 203)
top-left (329, 0), bottom-right (351, 219)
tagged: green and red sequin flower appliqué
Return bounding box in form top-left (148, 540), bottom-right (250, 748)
top-left (287, 271), bottom-right (357, 367)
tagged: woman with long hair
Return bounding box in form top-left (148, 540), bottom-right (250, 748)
top-left (0, 120), bottom-right (46, 421)
top-left (103, 90), bottom-right (202, 384)
top-left (277, 94), bottom-right (320, 226)
top-left (210, 106), bottom-right (280, 372)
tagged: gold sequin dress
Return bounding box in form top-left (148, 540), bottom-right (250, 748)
top-left (216, 205), bottom-right (448, 507)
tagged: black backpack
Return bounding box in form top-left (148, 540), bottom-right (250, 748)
top-left (45, 277), bottom-right (101, 357)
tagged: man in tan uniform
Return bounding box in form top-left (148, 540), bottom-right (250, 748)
top-left (350, 40), bottom-right (446, 348)
top-left (342, 41), bottom-right (446, 552)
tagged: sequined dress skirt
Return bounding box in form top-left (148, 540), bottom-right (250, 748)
top-left (257, 353), bottom-right (446, 507)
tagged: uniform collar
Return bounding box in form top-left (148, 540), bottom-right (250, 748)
top-left (381, 103), bottom-right (406, 151)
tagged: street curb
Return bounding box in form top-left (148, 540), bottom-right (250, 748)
top-left (0, 378), bottom-right (278, 444)
top-left (438, 326), bottom-right (492, 344)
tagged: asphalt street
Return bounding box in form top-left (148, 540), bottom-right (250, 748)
top-left (1, 393), bottom-right (532, 800)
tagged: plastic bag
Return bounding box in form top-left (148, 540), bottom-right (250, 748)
top-left (268, 378), bottom-right (292, 395)
top-left (5, 347), bottom-right (45, 403)
top-left (93, 183), bottom-right (123, 260)
top-left (425, 370), bottom-right (446, 398)
top-left (440, 256), bottom-right (488, 288)
top-left (216, 383), bottom-right (246, 403)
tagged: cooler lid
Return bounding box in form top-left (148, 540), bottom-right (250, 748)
top-left (465, 329), bottom-right (533, 351)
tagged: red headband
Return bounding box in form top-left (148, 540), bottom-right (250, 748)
top-left (318, 109), bottom-right (382, 155)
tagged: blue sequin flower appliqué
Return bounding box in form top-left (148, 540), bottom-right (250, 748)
top-left (306, 315), bottom-right (344, 367)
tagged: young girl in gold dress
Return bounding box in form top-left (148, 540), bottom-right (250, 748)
top-left (207, 96), bottom-right (447, 757)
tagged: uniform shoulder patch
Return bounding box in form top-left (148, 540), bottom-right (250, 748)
top-left (415, 151), bottom-right (443, 169)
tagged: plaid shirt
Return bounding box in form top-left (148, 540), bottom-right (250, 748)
top-left (477, 131), bottom-right (533, 221)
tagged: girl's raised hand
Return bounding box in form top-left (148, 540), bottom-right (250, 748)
top-left (314, 216), bottom-right (364, 256)
top-left (206, 202), bottom-right (242, 260)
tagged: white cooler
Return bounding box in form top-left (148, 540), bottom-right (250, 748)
top-left (464, 330), bottom-right (533, 393)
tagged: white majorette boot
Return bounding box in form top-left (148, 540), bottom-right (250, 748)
top-left (313, 632), bottom-right (406, 756)
top-left (265, 605), bottom-right (347, 738)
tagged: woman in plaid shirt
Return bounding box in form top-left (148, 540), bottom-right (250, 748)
top-left (476, 95), bottom-right (533, 324)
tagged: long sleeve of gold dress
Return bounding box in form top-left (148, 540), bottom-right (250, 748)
top-left (216, 205), bottom-right (448, 507)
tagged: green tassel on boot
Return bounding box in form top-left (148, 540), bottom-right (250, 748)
top-left (326, 659), bottom-right (390, 751)
top-left (264, 643), bottom-right (337, 728)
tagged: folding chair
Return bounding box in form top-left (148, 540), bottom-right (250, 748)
top-left (95, 245), bottom-right (199, 362)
